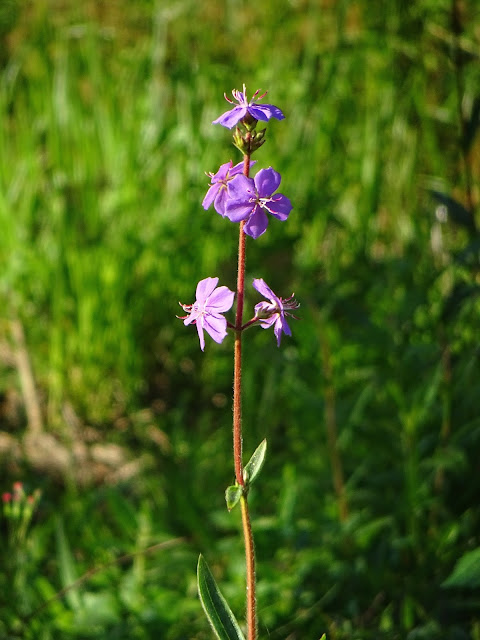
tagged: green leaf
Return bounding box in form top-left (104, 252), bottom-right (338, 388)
top-left (197, 555), bottom-right (246, 640)
top-left (243, 439), bottom-right (267, 486)
top-left (55, 516), bottom-right (83, 612)
top-left (442, 547), bottom-right (480, 589)
top-left (225, 484), bottom-right (243, 511)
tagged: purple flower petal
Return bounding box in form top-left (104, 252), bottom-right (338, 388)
top-left (213, 188), bottom-right (230, 217)
top-left (247, 104), bottom-right (285, 122)
top-left (225, 174), bottom-right (256, 222)
top-left (243, 207), bottom-right (269, 238)
top-left (273, 316), bottom-right (291, 346)
top-left (227, 174), bottom-right (255, 200)
top-left (203, 313), bottom-right (228, 344)
top-left (252, 278), bottom-right (278, 302)
top-left (265, 194), bottom-right (292, 221)
top-left (202, 183), bottom-right (221, 210)
top-left (226, 200), bottom-right (254, 223)
top-left (254, 168), bottom-right (281, 198)
top-left (195, 317), bottom-right (206, 351)
top-left (207, 286), bottom-right (235, 312)
top-left (212, 106), bottom-right (247, 128)
top-left (213, 162), bottom-right (232, 180)
top-left (183, 312), bottom-right (197, 327)
top-left (196, 277), bottom-right (219, 303)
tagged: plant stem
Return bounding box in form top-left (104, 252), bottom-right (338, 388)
top-left (240, 495), bottom-right (257, 640)
top-left (232, 151), bottom-right (257, 638)
top-left (233, 219), bottom-right (246, 488)
top-left (232, 151), bottom-right (251, 487)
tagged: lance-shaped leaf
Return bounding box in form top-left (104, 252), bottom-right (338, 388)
top-left (225, 484), bottom-right (243, 511)
top-left (197, 555), bottom-right (246, 640)
top-left (243, 439), bottom-right (267, 486)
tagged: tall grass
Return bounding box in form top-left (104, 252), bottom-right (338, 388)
top-left (1, 0), bottom-right (480, 638)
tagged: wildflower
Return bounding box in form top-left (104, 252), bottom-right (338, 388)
top-left (213, 85), bottom-right (285, 129)
top-left (202, 160), bottom-right (255, 217)
top-left (179, 277), bottom-right (235, 351)
top-left (225, 167), bottom-right (292, 239)
top-left (252, 278), bottom-right (299, 346)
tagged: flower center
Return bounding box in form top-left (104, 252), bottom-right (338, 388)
top-left (259, 195), bottom-right (280, 213)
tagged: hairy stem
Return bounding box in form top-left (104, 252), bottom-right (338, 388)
top-left (232, 151), bottom-right (251, 486)
top-left (233, 219), bottom-right (246, 487)
top-left (240, 495), bottom-right (257, 640)
top-left (232, 151), bottom-right (257, 638)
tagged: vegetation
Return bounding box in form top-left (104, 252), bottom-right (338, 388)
top-left (0, 0), bottom-right (479, 638)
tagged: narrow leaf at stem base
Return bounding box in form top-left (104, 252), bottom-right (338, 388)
top-left (197, 554), bottom-right (246, 640)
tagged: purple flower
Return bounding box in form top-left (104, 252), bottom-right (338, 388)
top-left (225, 167), bottom-right (292, 239)
top-left (252, 278), bottom-right (299, 347)
top-left (213, 85), bottom-right (285, 129)
top-left (179, 277), bottom-right (235, 351)
top-left (202, 160), bottom-right (255, 217)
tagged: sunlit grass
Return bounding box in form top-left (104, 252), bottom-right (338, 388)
top-left (1, 0), bottom-right (479, 638)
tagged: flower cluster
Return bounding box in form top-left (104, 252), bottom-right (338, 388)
top-left (179, 85), bottom-right (299, 350)
top-left (180, 276), bottom-right (299, 350)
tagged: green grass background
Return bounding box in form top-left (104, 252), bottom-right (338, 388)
top-left (1, 0), bottom-right (480, 638)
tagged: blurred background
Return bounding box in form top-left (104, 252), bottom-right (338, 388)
top-left (1, 0), bottom-right (480, 638)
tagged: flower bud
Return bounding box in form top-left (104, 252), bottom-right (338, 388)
top-left (233, 127), bottom-right (248, 154)
top-left (254, 301), bottom-right (276, 319)
top-left (242, 113), bottom-right (258, 131)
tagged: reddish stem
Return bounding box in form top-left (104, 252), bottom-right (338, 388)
top-left (232, 151), bottom-right (257, 639)
top-left (241, 495), bottom-right (257, 640)
top-left (233, 220), bottom-right (246, 487)
top-left (232, 152), bottom-right (250, 487)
